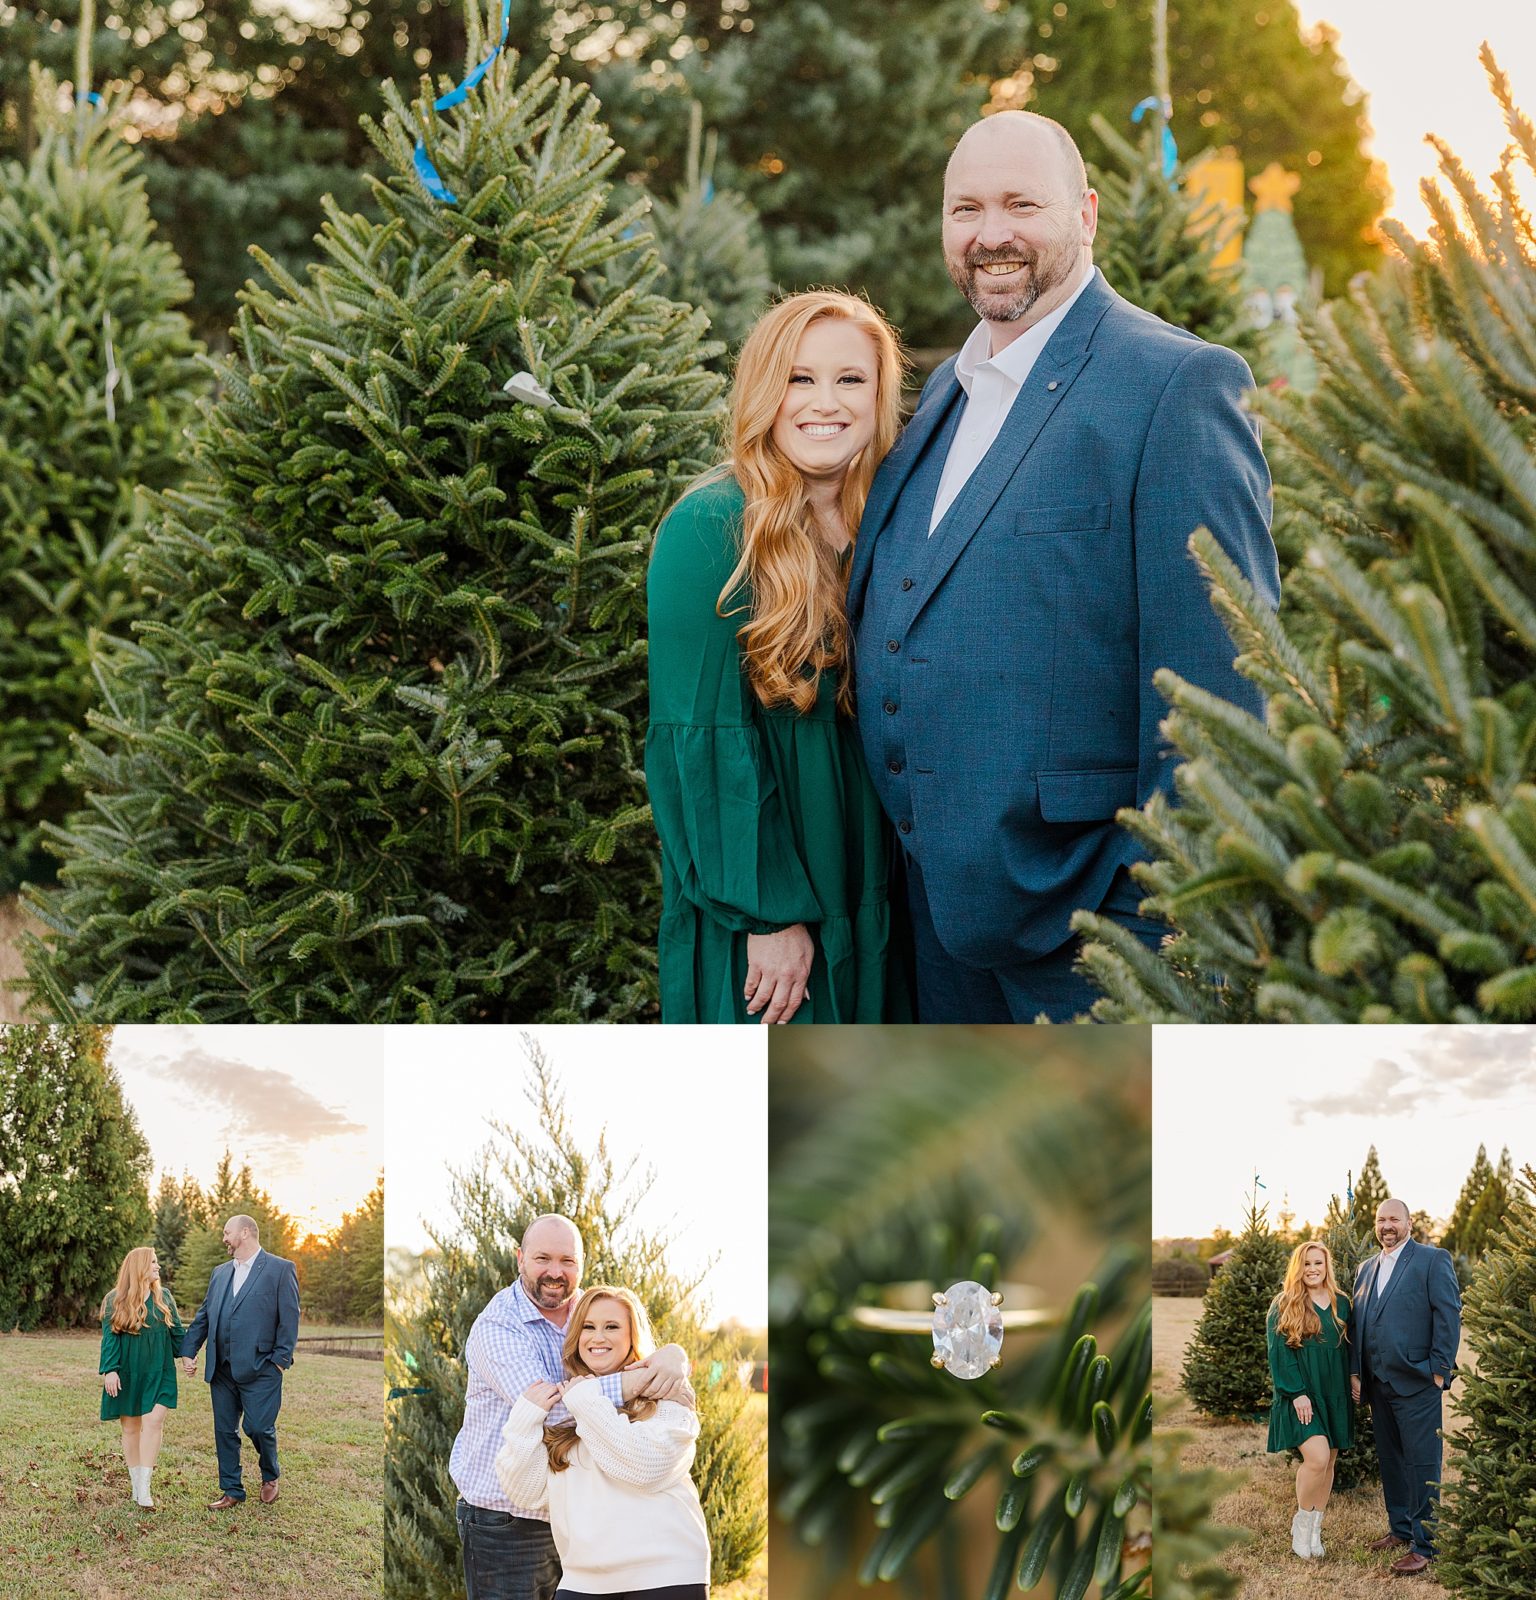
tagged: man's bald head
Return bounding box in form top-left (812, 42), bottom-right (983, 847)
top-left (517, 1214), bottom-right (584, 1317)
top-left (945, 111), bottom-right (1088, 205)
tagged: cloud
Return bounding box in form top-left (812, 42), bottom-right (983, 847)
top-left (137, 1041), bottom-right (367, 1148)
top-left (1405, 1027), bottom-right (1536, 1100)
top-left (1290, 1056), bottom-right (1420, 1121)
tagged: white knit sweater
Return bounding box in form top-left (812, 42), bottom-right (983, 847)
top-left (496, 1380), bottom-right (711, 1594)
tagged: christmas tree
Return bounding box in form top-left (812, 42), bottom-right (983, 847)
top-left (173, 1150), bottom-right (300, 1308)
top-left (24, 15), bottom-right (725, 1023)
top-left (1440, 1144), bottom-right (1494, 1259)
top-left (1241, 161), bottom-right (1317, 391)
top-left (385, 1042), bottom-right (764, 1598)
top-left (771, 1029), bottom-right (1153, 1597)
top-left (1088, 113), bottom-right (1262, 369)
top-left (0, 1023), bottom-right (152, 1329)
top-left (639, 102), bottom-right (772, 357)
top-left (0, 75), bottom-right (202, 889)
top-left (1149, 1431), bottom-right (1248, 1600)
top-left (1436, 1164), bottom-right (1536, 1597)
top-left (1074, 49), bottom-right (1536, 1024)
top-left (1352, 1146), bottom-right (1390, 1224)
top-left (1180, 1200), bottom-right (1287, 1418)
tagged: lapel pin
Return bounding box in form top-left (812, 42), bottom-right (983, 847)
top-left (1047, 380), bottom-right (1059, 391)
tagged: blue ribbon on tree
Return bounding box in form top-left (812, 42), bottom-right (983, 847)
top-left (1130, 95), bottom-right (1178, 178)
top-left (414, 0), bottom-right (513, 206)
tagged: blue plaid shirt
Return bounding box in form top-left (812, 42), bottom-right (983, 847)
top-left (449, 1280), bottom-right (625, 1514)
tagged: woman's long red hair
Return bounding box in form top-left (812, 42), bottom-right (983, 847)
top-left (101, 1246), bottom-right (171, 1335)
top-left (1272, 1240), bottom-right (1348, 1349)
top-left (711, 290), bottom-right (906, 714)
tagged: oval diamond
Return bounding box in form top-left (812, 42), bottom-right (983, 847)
top-left (931, 1280), bottom-right (1003, 1379)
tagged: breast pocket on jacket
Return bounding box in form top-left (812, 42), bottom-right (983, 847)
top-left (1011, 500), bottom-right (1112, 536)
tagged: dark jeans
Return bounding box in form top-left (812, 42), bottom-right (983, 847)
top-left (209, 1360), bottom-right (283, 1499)
top-left (457, 1499), bottom-right (561, 1600)
top-left (557, 1590), bottom-right (708, 1600)
top-left (905, 855), bottom-right (1162, 1022)
top-left (1368, 1379), bottom-right (1445, 1557)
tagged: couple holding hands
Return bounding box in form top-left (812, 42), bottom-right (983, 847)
top-left (98, 1214), bottom-right (300, 1511)
top-left (451, 1214), bottom-right (710, 1600)
top-left (646, 108), bottom-right (1281, 1025)
top-left (1266, 1199), bottom-right (1462, 1577)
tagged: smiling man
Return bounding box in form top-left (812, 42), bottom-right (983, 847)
top-left (1349, 1198), bottom-right (1461, 1577)
top-left (846, 110), bottom-right (1281, 1021)
top-left (448, 1215), bottom-right (694, 1600)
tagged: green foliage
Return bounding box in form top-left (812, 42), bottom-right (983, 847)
top-left (298, 1174), bottom-right (386, 1324)
top-left (150, 1170), bottom-right (199, 1281)
top-left (1149, 1430), bottom-right (1248, 1599)
top-left (0, 1024), bottom-right (151, 1330)
top-left (0, 79), bottom-right (202, 888)
top-left (1074, 52), bottom-right (1536, 1024)
top-left (173, 1149), bottom-right (301, 1310)
top-left (1089, 114), bottom-right (1265, 372)
top-left (25, 26), bottom-right (724, 1023)
top-left (1437, 1164), bottom-right (1536, 1598)
top-left (384, 1039), bottom-right (765, 1599)
top-left (1314, 1200), bottom-right (1379, 1494)
top-left (1352, 1145), bottom-right (1390, 1225)
top-left (770, 1029), bottom-right (1153, 1597)
top-left (1151, 1256), bottom-right (1209, 1297)
top-left (1179, 1203), bottom-right (1286, 1419)
top-left (637, 103), bottom-right (772, 357)
top-left (1025, 0), bottom-right (1386, 298)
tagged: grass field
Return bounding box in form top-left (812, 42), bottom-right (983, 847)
top-left (0, 1327), bottom-right (383, 1600)
top-left (1154, 1296), bottom-right (1468, 1598)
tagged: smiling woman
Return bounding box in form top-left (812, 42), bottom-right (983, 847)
top-left (644, 289), bottom-right (910, 1026)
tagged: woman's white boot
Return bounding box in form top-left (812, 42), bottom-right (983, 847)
top-left (1308, 1507), bottom-right (1325, 1557)
top-left (130, 1465), bottom-right (154, 1507)
top-left (1291, 1509), bottom-right (1313, 1558)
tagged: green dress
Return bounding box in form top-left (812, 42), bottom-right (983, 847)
top-left (1266, 1293), bottom-right (1352, 1451)
top-left (99, 1291), bottom-right (185, 1421)
top-left (645, 476), bottom-right (900, 1023)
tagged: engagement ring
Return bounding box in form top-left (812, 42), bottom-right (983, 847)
top-left (848, 1280), bottom-right (1057, 1379)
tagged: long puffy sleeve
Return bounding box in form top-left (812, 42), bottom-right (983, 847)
top-left (564, 1381), bottom-right (699, 1492)
top-left (99, 1305), bottom-right (122, 1377)
top-left (495, 1397), bottom-right (553, 1513)
top-left (1266, 1306), bottom-right (1307, 1400)
top-left (645, 479), bottom-right (823, 934)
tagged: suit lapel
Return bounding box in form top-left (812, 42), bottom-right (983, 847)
top-left (1374, 1240), bottom-right (1414, 1316)
top-left (847, 364), bottom-right (962, 624)
top-left (907, 272), bottom-right (1115, 616)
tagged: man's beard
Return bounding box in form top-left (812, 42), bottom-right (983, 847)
top-left (947, 242), bottom-right (1075, 323)
top-left (523, 1271), bottom-right (573, 1309)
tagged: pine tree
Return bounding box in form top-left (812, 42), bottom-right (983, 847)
top-left (299, 1174), bottom-right (385, 1323)
top-left (0, 1023), bottom-right (151, 1329)
top-left (0, 76), bottom-right (202, 888)
top-left (1180, 1202), bottom-right (1287, 1418)
top-left (770, 1028), bottom-right (1154, 1597)
top-left (1436, 1164), bottom-right (1536, 1598)
top-left (1088, 114), bottom-right (1263, 370)
top-left (1441, 1144), bottom-right (1494, 1258)
top-left (1353, 1146), bottom-right (1391, 1225)
top-left (1315, 1201), bottom-right (1379, 1494)
top-left (1241, 162), bottom-right (1317, 391)
top-left (385, 1039), bottom-right (765, 1599)
top-left (24, 20), bottom-right (725, 1023)
top-left (639, 103), bottom-right (772, 357)
top-left (1150, 1431), bottom-right (1248, 1599)
top-left (1074, 50), bottom-right (1536, 1025)
top-left (175, 1153), bottom-right (299, 1309)
top-left (151, 1170), bottom-right (195, 1281)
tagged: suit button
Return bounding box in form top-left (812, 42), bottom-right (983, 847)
top-left (898, 819), bottom-right (912, 835)
top-left (888, 760), bottom-right (903, 774)
top-left (900, 577), bottom-right (914, 591)
top-left (886, 639), bottom-right (899, 653)
top-left (883, 700), bottom-right (898, 715)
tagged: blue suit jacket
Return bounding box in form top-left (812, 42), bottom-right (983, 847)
top-left (181, 1250), bottom-right (301, 1388)
top-left (847, 269), bottom-right (1280, 967)
top-left (1349, 1239), bottom-right (1461, 1398)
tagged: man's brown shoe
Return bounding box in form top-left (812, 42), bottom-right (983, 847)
top-left (260, 1480), bottom-right (279, 1504)
top-left (1369, 1534), bottom-right (1410, 1552)
top-left (1391, 1553), bottom-right (1431, 1576)
top-left (207, 1495), bottom-right (241, 1511)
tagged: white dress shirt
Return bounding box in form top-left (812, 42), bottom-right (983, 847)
top-left (231, 1246), bottom-right (262, 1299)
top-left (1374, 1238), bottom-right (1407, 1297)
top-left (929, 262), bottom-right (1096, 533)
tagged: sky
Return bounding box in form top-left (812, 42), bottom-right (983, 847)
top-left (111, 1025), bottom-right (383, 1236)
top-left (382, 1027), bottom-right (767, 1328)
top-left (1153, 1026), bottom-right (1536, 1237)
top-left (1296, 0), bottom-right (1536, 241)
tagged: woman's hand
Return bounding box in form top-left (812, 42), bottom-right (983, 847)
top-left (522, 1381), bottom-right (561, 1413)
top-left (563, 1375), bottom-right (594, 1395)
top-left (1293, 1394), bottom-right (1313, 1425)
top-left (103, 1372), bottom-right (121, 1398)
top-left (745, 925), bottom-right (814, 1024)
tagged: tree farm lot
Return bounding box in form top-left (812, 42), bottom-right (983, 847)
top-left (1155, 1297), bottom-right (1471, 1599)
top-left (0, 1327), bottom-right (382, 1600)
